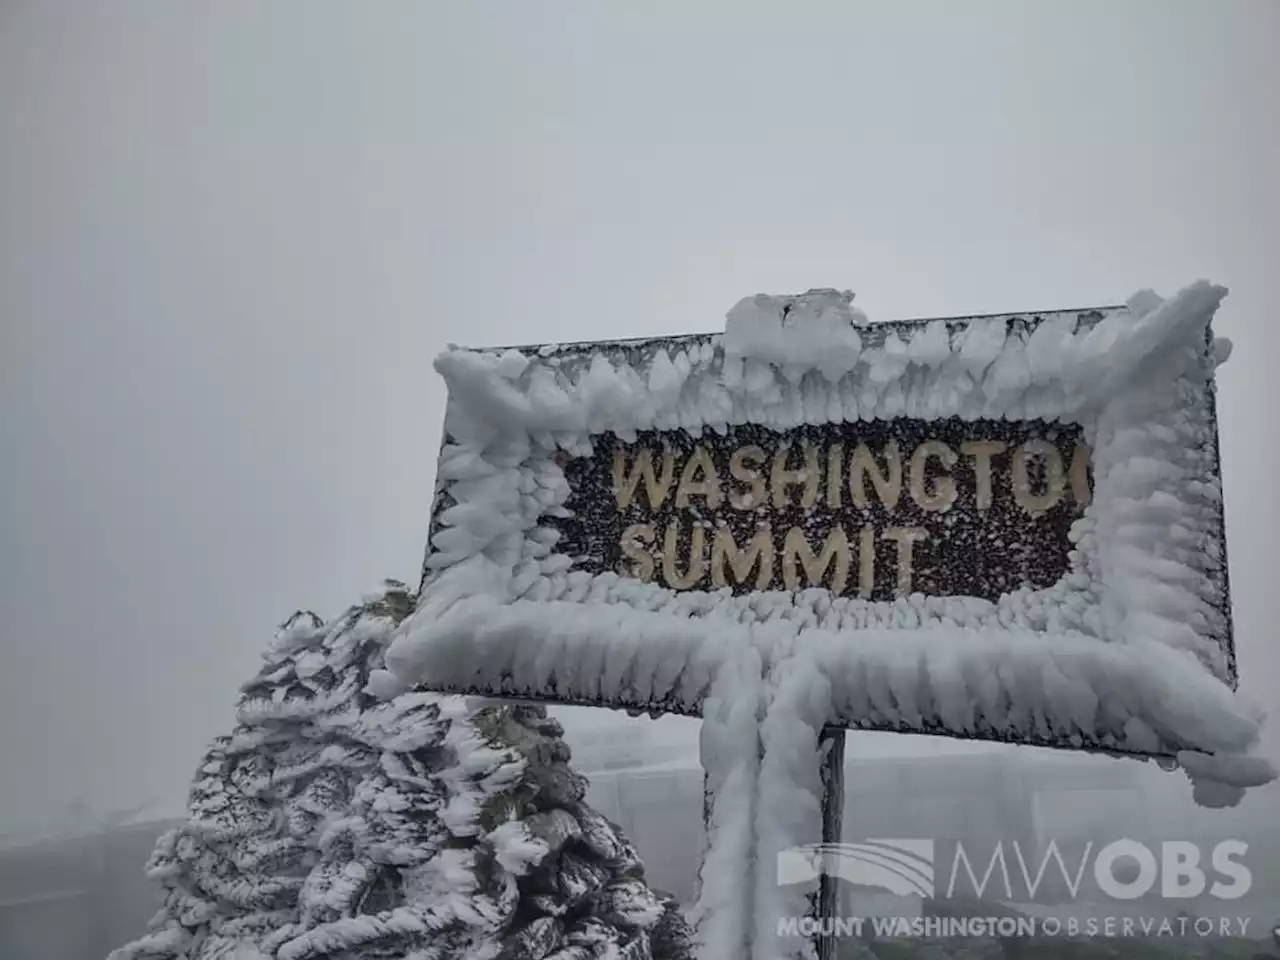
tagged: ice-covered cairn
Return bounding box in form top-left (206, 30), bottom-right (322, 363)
top-left (109, 581), bottom-right (692, 960)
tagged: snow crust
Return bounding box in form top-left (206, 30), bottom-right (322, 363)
top-left (723, 288), bottom-right (867, 383)
top-left (391, 280), bottom-right (1274, 957)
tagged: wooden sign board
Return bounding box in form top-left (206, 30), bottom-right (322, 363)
top-left (413, 292), bottom-right (1237, 760)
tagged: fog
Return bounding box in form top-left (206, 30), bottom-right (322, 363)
top-left (2, 0), bottom-right (1278, 856)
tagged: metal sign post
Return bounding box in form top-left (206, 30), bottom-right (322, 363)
top-left (815, 728), bottom-right (846, 960)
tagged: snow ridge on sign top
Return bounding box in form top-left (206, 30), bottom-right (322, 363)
top-left (723, 288), bottom-right (868, 382)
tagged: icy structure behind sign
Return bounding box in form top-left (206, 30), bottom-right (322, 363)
top-left (392, 282), bottom-right (1274, 959)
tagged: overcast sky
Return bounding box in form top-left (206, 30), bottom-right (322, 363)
top-left (2, 1), bottom-right (1278, 837)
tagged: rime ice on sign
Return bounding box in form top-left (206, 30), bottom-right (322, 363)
top-left (723, 288), bottom-right (867, 383)
top-left (394, 281), bottom-right (1274, 958)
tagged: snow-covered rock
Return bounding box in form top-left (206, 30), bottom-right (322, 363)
top-left (110, 584), bottom-right (693, 960)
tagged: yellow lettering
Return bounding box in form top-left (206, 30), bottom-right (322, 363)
top-left (662, 521), bottom-right (706, 589)
top-left (882, 526), bottom-right (928, 595)
top-left (729, 445), bottom-right (767, 510)
top-left (675, 445), bottom-right (724, 509)
top-left (619, 523), bottom-right (655, 582)
top-left (849, 441), bottom-right (902, 510)
top-left (960, 440), bottom-right (1007, 511)
top-left (826, 442), bottom-right (844, 509)
top-left (772, 442), bottom-right (820, 509)
top-left (711, 524), bottom-right (774, 591)
top-left (781, 526), bottom-right (850, 594)
top-left (613, 448), bottom-right (675, 510)
top-left (1012, 439), bottom-right (1066, 515)
top-left (909, 440), bottom-right (958, 512)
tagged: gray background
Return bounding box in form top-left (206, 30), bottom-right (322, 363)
top-left (2, 0), bottom-right (1277, 848)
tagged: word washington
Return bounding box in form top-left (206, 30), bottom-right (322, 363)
top-left (608, 432), bottom-right (1091, 598)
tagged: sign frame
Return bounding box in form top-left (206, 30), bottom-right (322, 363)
top-left (405, 287), bottom-right (1241, 763)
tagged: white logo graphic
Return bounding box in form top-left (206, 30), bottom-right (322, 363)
top-left (778, 838), bottom-right (1250, 903)
top-left (777, 840), bottom-right (935, 897)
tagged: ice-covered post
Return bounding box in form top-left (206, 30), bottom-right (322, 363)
top-left (814, 727), bottom-right (846, 960)
top-left (697, 722), bottom-right (846, 958)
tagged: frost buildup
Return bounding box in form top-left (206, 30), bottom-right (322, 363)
top-left (399, 281), bottom-right (1272, 801)
top-left (109, 582), bottom-right (692, 960)
top-left (723, 288), bottom-right (867, 384)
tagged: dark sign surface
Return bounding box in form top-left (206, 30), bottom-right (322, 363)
top-left (551, 418), bottom-right (1092, 603)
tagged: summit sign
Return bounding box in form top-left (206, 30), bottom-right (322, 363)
top-left (413, 284), bottom-right (1244, 764)
top-left (551, 419), bottom-right (1092, 603)
top-left (409, 283), bottom-right (1263, 960)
